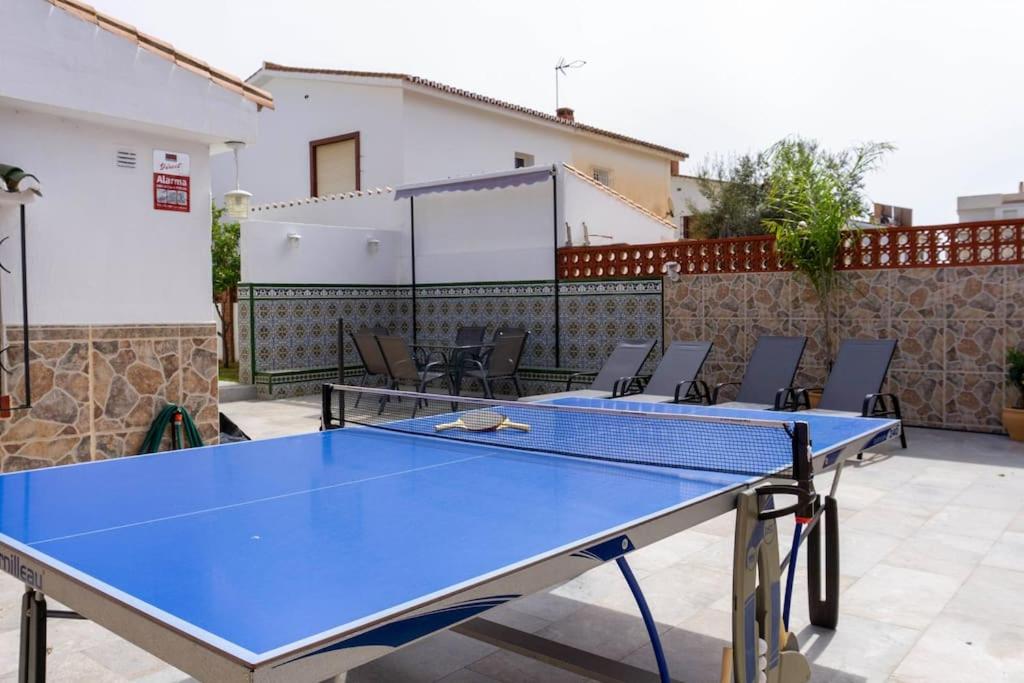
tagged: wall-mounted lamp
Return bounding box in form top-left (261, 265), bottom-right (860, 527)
top-left (661, 260), bottom-right (682, 282)
top-left (366, 238), bottom-right (381, 254)
top-left (286, 231), bottom-right (302, 246)
top-left (223, 141), bottom-right (252, 219)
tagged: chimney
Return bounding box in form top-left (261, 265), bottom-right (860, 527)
top-left (556, 107), bottom-right (575, 122)
top-left (670, 160), bottom-right (680, 177)
top-left (1019, 181), bottom-right (1023, 193)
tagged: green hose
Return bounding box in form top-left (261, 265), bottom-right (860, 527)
top-left (140, 404), bottom-right (205, 454)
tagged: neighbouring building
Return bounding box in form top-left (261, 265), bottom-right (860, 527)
top-left (669, 171), bottom-right (717, 238)
top-left (958, 182), bottom-right (1024, 222)
top-left (0, 0), bottom-right (272, 469)
top-left (212, 62), bottom-right (687, 218)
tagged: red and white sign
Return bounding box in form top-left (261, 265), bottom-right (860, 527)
top-left (153, 150), bottom-right (191, 212)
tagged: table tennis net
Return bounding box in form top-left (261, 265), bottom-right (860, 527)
top-left (325, 385), bottom-right (802, 478)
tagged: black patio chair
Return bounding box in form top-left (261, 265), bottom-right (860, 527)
top-left (783, 339), bottom-right (907, 452)
top-left (350, 330), bottom-right (391, 407)
top-left (710, 335), bottom-right (807, 408)
top-left (493, 325), bottom-right (527, 340)
top-left (375, 335), bottom-right (452, 415)
top-left (611, 340), bottom-right (713, 403)
top-left (462, 332), bottom-right (530, 398)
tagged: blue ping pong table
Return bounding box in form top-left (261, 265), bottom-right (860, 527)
top-left (0, 386), bottom-right (901, 683)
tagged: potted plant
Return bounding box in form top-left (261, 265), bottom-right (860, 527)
top-left (762, 138), bottom-right (893, 368)
top-left (1004, 348), bottom-right (1024, 441)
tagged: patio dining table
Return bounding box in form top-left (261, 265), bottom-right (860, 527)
top-left (413, 340), bottom-right (495, 395)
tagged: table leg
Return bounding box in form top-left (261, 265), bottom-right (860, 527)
top-left (18, 588), bottom-right (46, 683)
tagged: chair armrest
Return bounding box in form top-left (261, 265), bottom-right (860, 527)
top-left (863, 392), bottom-right (901, 418)
top-left (710, 381), bottom-right (741, 405)
top-left (422, 360), bottom-right (448, 374)
top-left (673, 379), bottom-right (709, 404)
top-left (566, 371), bottom-right (597, 391)
top-left (461, 359), bottom-right (485, 374)
top-left (774, 386), bottom-right (805, 411)
top-left (611, 374), bottom-right (648, 398)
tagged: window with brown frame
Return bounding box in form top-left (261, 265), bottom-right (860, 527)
top-left (309, 132), bottom-right (360, 196)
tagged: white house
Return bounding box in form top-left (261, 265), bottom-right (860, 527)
top-left (0, 0), bottom-right (272, 466)
top-left (958, 182), bottom-right (1024, 222)
top-left (212, 62), bottom-right (687, 220)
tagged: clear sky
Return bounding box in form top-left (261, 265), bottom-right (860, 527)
top-left (89, 0), bottom-right (1022, 224)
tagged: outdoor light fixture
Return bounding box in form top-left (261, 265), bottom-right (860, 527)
top-left (366, 238), bottom-right (381, 253)
top-left (223, 141), bottom-right (252, 220)
top-left (554, 57), bottom-right (586, 110)
top-left (661, 260), bottom-right (682, 282)
top-left (286, 231), bottom-right (302, 246)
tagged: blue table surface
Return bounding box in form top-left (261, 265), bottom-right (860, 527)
top-left (0, 402), bottom-right (893, 660)
top-left (0, 427), bottom-right (749, 659)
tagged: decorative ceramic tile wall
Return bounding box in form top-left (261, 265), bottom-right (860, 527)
top-left (558, 279), bottom-right (663, 373)
top-left (240, 284), bottom-right (413, 386)
top-left (663, 265), bottom-right (1024, 433)
top-left (415, 282), bottom-right (556, 368)
top-left (0, 323), bottom-right (219, 471)
top-left (238, 279), bottom-right (664, 398)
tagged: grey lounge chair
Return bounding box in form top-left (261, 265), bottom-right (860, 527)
top-left (375, 335), bottom-right (452, 415)
top-left (522, 340), bottom-right (656, 402)
top-left (462, 332), bottom-right (530, 398)
top-left (610, 340), bottom-right (713, 404)
top-left (710, 335), bottom-right (807, 409)
top-left (784, 339), bottom-right (907, 451)
top-left (350, 329), bottom-right (391, 407)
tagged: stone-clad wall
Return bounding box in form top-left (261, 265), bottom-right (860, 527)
top-left (664, 265), bottom-right (1024, 432)
top-left (0, 324), bottom-right (219, 471)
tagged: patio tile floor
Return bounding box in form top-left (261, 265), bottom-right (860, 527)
top-left (0, 395), bottom-right (1021, 682)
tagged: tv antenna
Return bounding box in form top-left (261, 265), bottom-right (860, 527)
top-left (554, 57), bottom-right (586, 110)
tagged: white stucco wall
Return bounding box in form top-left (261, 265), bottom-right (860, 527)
top-left (239, 179), bottom-right (556, 286)
top-left (412, 181), bottom-right (555, 283)
top-left (563, 171), bottom-right (677, 246)
top-left (670, 175), bottom-right (712, 227)
top-left (217, 72), bottom-right (678, 215)
top-left (0, 106), bottom-right (214, 324)
top-left (956, 191), bottom-right (1024, 222)
top-left (1, 0), bottom-right (259, 145)
top-left (241, 220), bottom-right (410, 285)
top-left (212, 76), bottom-right (404, 205)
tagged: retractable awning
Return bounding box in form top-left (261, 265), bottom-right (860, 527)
top-left (394, 165), bottom-right (556, 200)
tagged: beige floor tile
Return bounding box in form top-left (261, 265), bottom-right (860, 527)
top-left (890, 613), bottom-right (1024, 683)
top-left (843, 503), bottom-right (933, 539)
top-left (842, 564), bottom-right (963, 630)
top-left (535, 604), bottom-right (666, 661)
top-left (919, 504), bottom-right (1015, 541)
top-left (468, 649), bottom-right (594, 683)
top-left (981, 530), bottom-right (1024, 571)
top-left (883, 531), bottom-right (992, 581)
top-left (793, 614), bottom-right (920, 681)
top-left (345, 630), bottom-right (496, 683)
top-left (944, 565), bottom-right (1024, 628)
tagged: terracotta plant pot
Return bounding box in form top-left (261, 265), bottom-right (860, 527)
top-left (1003, 407), bottom-right (1024, 442)
top-left (807, 389), bottom-right (822, 409)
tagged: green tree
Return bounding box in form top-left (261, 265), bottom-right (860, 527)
top-left (211, 203), bottom-right (241, 368)
top-left (762, 137), bottom-right (894, 363)
top-left (686, 152), bottom-right (775, 239)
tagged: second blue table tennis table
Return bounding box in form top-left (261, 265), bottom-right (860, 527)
top-left (0, 385), bottom-right (901, 683)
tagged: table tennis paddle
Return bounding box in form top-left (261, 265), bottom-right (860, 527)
top-left (434, 411), bottom-right (530, 433)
